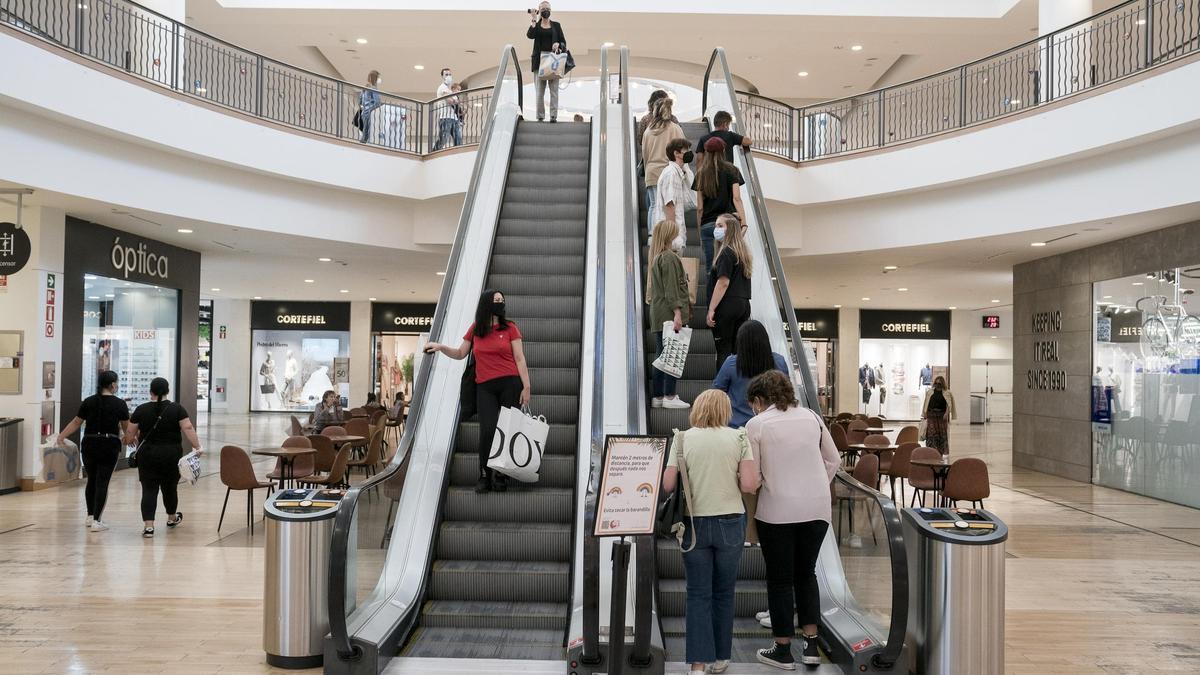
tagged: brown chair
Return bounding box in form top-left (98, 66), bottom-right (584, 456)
top-left (909, 446), bottom-right (941, 507)
top-left (852, 414), bottom-right (868, 421)
top-left (942, 458), bottom-right (991, 509)
top-left (299, 446), bottom-right (352, 490)
top-left (883, 442), bottom-right (918, 503)
top-left (837, 454), bottom-right (879, 546)
top-left (321, 425), bottom-right (347, 437)
top-left (867, 416), bottom-right (884, 428)
top-left (289, 415), bottom-right (305, 437)
top-left (863, 434), bottom-right (890, 447)
top-left (835, 412), bottom-right (853, 422)
top-left (347, 407), bottom-right (367, 419)
top-left (218, 445), bottom-right (273, 535)
top-left (307, 434), bottom-right (337, 473)
top-left (268, 435), bottom-right (315, 487)
top-left (829, 423), bottom-right (854, 467)
top-left (348, 428), bottom-right (384, 478)
top-left (369, 409), bottom-right (387, 425)
top-left (344, 418), bottom-right (371, 447)
top-left (846, 420), bottom-right (868, 445)
top-left (896, 425), bottom-right (920, 445)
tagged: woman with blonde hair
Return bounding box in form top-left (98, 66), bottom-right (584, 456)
top-left (922, 375), bottom-right (956, 454)
top-left (707, 212), bottom-right (753, 367)
top-left (641, 96), bottom-right (686, 226)
top-left (663, 389), bottom-right (760, 673)
top-left (647, 219), bottom-right (691, 409)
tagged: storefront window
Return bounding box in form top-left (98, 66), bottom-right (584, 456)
top-left (858, 310), bottom-right (951, 420)
top-left (1092, 268), bottom-right (1200, 508)
top-left (81, 275), bottom-right (178, 409)
top-left (250, 301), bottom-right (351, 412)
top-left (370, 303), bottom-right (434, 409)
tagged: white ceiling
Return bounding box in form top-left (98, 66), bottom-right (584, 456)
top-left (182, 0), bottom-right (1127, 103)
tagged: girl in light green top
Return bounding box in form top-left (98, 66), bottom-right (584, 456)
top-left (662, 390), bottom-right (759, 672)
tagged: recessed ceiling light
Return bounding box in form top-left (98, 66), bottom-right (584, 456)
top-left (883, 265), bottom-right (898, 271)
top-left (304, 279), bottom-right (315, 283)
top-left (436, 271), bottom-right (446, 276)
top-left (318, 257), bottom-right (332, 262)
top-left (861, 297), bottom-right (870, 301)
top-left (253, 296), bottom-right (262, 299)
top-left (356, 37), bottom-right (368, 44)
top-left (1030, 241), bottom-right (1046, 247)
top-left (851, 45), bottom-right (863, 51)
top-left (898, 287), bottom-right (908, 292)
top-left (1136, 18), bottom-right (1146, 25)
top-left (210, 288), bottom-right (220, 292)
top-left (602, 41), bottom-right (614, 47)
top-left (369, 297), bottom-right (377, 301)
top-left (948, 306), bottom-right (957, 310)
top-left (339, 289), bottom-right (349, 293)
top-left (177, 228), bottom-right (193, 234)
top-left (1010, 99), bottom-right (1022, 105)
top-left (991, 299), bottom-right (1001, 303)
top-left (1103, 295), bottom-right (1112, 299)
top-left (413, 64), bottom-right (424, 70)
top-left (104, 294), bottom-right (114, 298)
top-left (798, 71), bottom-right (809, 77)
top-left (990, 336), bottom-right (998, 339)
top-left (763, 123), bottom-right (773, 129)
top-left (1132, 282), bottom-right (1144, 286)
top-left (834, 304), bottom-right (842, 308)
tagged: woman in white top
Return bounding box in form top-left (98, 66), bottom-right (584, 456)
top-left (662, 389), bottom-right (759, 673)
top-left (745, 370), bottom-right (840, 669)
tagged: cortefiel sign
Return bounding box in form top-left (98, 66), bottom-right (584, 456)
top-left (859, 310), bottom-right (951, 340)
top-left (792, 308), bottom-right (839, 340)
top-left (1109, 310), bottom-right (1144, 343)
top-left (593, 435), bottom-right (669, 538)
top-left (370, 303), bottom-right (436, 333)
top-left (251, 301), bottom-right (351, 331)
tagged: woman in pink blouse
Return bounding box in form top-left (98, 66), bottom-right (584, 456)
top-left (744, 370), bottom-right (840, 669)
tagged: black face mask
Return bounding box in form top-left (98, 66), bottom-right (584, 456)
top-left (540, 9), bottom-right (550, 18)
top-left (682, 151), bottom-right (695, 164)
top-left (492, 301), bottom-right (506, 317)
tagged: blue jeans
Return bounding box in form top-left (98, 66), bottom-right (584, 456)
top-left (436, 118), bottom-right (461, 150)
top-left (700, 222), bottom-right (715, 303)
top-left (646, 185), bottom-right (659, 226)
top-left (652, 331), bottom-right (678, 398)
top-left (682, 513), bottom-right (746, 664)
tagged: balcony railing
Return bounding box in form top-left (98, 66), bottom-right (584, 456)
top-left (0, 0), bottom-right (491, 155)
top-left (724, 0), bottom-right (1200, 162)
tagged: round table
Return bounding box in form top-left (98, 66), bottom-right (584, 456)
top-left (324, 434), bottom-right (366, 448)
top-left (864, 427), bottom-right (896, 434)
top-left (911, 457), bottom-right (953, 507)
top-left (848, 443), bottom-right (899, 457)
top-left (252, 447), bottom-right (317, 489)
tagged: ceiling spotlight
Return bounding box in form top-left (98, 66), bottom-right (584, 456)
top-left (898, 287), bottom-right (909, 292)
top-left (991, 299), bottom-right (1001, 303)
top-left (177, 228), bottom-right (193, 234)
top-left (339, 289), bottom-right (349, 293)
top-left (413, 64), bottom-right (425, 70)
top-left (798, 71), bottom-right (809, 77)
top-left (851, 45), bottom-right (863, 51)
top-left (1136, 18), bottom-right (1146, 25)
top-left (210, 288), bottom-right (220, 292)
top-left (253, 296), bottom-right (262, 299)
top-left (318, 257), bottom-right (332, 262)
top-left (948, 306), bottom-right (958, 310)
top-left (861, 297), bottom-right (871, 301)
top-left (1030, 241), bottom-right (1046, 247)
top-left (436, 271), bottom-right (446, 276)
top-left (1132, 282), bottom-right (1144, 286)
top-left (369, 297), bottom-right (377, 301)
top-left (883, 265), bottom-right (898, 271)
top-left (834, 304), bottom-right (842, 308)
top-left (304, 279), bottom-right (315, 283)
top-left (356, 37), bottom-right (368, 44)
top-left (602, 41), bottom-right (614, 47)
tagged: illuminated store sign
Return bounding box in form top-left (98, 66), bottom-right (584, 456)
top-left (859, 310), bottom-right (950, 340)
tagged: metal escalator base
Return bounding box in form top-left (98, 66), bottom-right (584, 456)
top-left (400, 120), bottom-right (591, 662)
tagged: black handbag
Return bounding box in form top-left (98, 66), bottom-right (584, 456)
top-left (459, 354), bottom-right (477, 420)
top-left (128, 407), bottom-right (164, 469)
top-left (564, 50), bottom-right (575, 74)
top-left (260, 383), bottom-right (276, 394)
top-left (352, 109), bottom-right (364, 131)
top-left (654, 432), bottom-right (696, 551)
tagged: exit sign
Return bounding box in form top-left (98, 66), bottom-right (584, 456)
top-left (982, 315), bottom-right (1000, 329)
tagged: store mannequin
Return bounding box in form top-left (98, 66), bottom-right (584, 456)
top-left (919, 363), bottom-right (932, 387)
top-left (876, 363), bottom-right (886, 413)
top-left (259, 352), bottom-right (279, 409)
top-left (284, 350), bottom-right (300, 405)
top-left (859, 363), bottom-right (875, 413)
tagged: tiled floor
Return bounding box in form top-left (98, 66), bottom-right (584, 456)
top-left (0, 416), bottom-right (1197, 674)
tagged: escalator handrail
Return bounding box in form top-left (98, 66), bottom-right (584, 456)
top-left (621, 48), bottom-right (649, 433)
top-left (702, 47), bottom-right (820, 413)
top-left (327, 43), bottom-right (523, 661)
top-left (704, 47), bottom-right (908, 670)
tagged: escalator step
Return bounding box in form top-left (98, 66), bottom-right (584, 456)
top-left (436, 521), bottom-right (572, 562)
top-left (511, 145), bottom-right (589, 161)
top-left (421, 600), bottom-right (569, 630)
top-left (505, 187), bottom-right (589, 205)
top-left (500, 201), bottom-right (587, 222)
top-left (655, 538), bottom-right (766, 579)
top-left (506, 171), bottom-right (588, 190)
top-left (429, 559), bottom-right (570, 602)
top-left (488, 274), bottom-right (584, 296)
top-left (450, 452), bottom-right (576, 489)
top-left (494, 235), bottom-right (585, 255)
top-left (660, 616), bottom-right (773, 639)
top-left (507, 158), bottom-right (589, 176)
top-left (444, 487), bottom-right (574, 523)
top-left (505, 295), bottom-right (584, 320)
top-left (404, 626), bottom-right (565, 660)
top-left (491, 254), bottom-right (585, 275)
top-left (658, 578), bottom-right (767, 617)
top-left (456, 421), bottom-right (577, 455)
top-left (501, 317), bottom-right (582, 342)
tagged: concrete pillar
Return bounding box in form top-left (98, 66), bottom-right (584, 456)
top-left (836, 307), bottom-right (860, 414)
top-left (349, 301), bottom-right (371, 407)
top-left (949, 310), bottom-right (973, 427)
top-left (210, 299), bottom-right (249, 413)
top-left (1040, 0), bottom-right (1094, 102)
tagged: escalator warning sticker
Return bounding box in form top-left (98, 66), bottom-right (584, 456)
top-left (852, 638), bottom-right (874, 652)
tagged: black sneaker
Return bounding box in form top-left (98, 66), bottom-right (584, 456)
top-left (801, 635), bottom-right (821, 666)
top-left (756, 642), bottom-right (795, 670)
top-left (475, 471), bottom-right (491, 494)
top-left (142, 528), bottom-right (154, 538)
top-left (167, 512), bottom-right (183, 528)
top-left (492, 472), bottom-right (508, 493)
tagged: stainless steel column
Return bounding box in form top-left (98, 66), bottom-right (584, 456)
top-left (0, 419), bottom-right (21, 494)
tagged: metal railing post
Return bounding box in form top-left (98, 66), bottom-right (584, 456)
top-left (1145, 0), bottom-right (1155, 67)
top-left (170, 21), bottom-right (178, 90)
top-left (74, 0), bottom-right (83, 52)
top-left (958, 65), bottom-right (967, 127)
top-left (877, 90), bottom-right (886, 148)
top-left (789, 107), bottom-right (796, 161)
top-left (1046, 33), bottom-right (1056, 103)
top-left (336, 81), bottom-right (344, 139)
top-left (255, 55), bottom-right (263, 116)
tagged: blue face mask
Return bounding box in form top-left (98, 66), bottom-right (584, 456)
top-left (713, 227), bottom-right (727, 242)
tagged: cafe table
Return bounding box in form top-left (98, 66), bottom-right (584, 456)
top-left (911, 456), bottom-right (953, 507)
top-left (863, 427), bottom-right (896, 434)
top-left (252, 446), bottom-right (317, 489)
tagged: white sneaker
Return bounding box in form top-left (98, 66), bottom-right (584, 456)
top-left (89, 521), bottom-right (110, 532)
top-left (661, 397), bottom-right (691, 410)
top-left (759, 615), bottom-right (773, 629)
top-left (652, 397), bottom-right (664, 408)
top-left (709, 660), bottom-right (730, 674)
top-left (755, 610), bottom-right (771, 621)
top-left (85, 516), bottom-right (94, 528)
top-left (848, 534), bottom-right (863, 549)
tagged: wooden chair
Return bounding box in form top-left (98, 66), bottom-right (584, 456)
top-left (835, 412), bottom-right (853, 422)
top-left (347, 429), bottom-right (384, 478)
top-left (909, 446), bottom-right (941, 507)
top-left (829, 422), bottom-right (854, 468)
top-left (289, 415), bottom-right (305, 437)
top-left (846, 420), bottom-right (868, 445)
top-left (883, 442), bottom-right (918, 504)
top-left (942, 458), bottom-right (991, 509)
top-left (852, 414), bottom-right (868, 421)
top-left (837, 454), bottom-right (879, 546)
top-left (867, 416), bottom-right (884, 428)
top-left (321, 425), bottom-right (347, 437)
top-left (299, 446), bottom-right (352, 490)
top-left (896, 425), bottom-right (920, 445)
top-left (268, 435), bottom-right (315, 487)
top-left (307, 434), bottom-right (336, 473)
top-left (218, 445), bottom-right (273, 535)
top-left (344, 418), bottom-right (372, 453)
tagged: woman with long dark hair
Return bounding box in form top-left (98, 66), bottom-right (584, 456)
top-left (425, 289), bottom-right (532, 493)
top-left (126, 378), bottom-right (202, 538)
top-left (55, 370), bottom-right (128, 532)
top-left (692, 137), bottom-right (746, 283)
top-left (921, 375), bottom-right (956, 454)
top-left (713, 320), bottom-right (787, 428)
top-left (706, 213), bottom-right (753, 367)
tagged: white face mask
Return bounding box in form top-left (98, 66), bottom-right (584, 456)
top-left (444, 75), bottom-right (453, 85)
top-left (671, 234), bottom-right (685, 253)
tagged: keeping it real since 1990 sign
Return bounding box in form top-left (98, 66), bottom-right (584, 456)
top-left (593, 435), bottom-right (668, 537)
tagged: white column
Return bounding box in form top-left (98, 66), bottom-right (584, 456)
top-left (949, 310), bottom-right (973, 427)
top-left (210, 299), bottom-right (249, 413)
top-left (836, 307), bottom-right (860, 414)
top-left (1040, 0), bottom-right (1094, 101)
top-left (349, 301), bottom-right (371, 407)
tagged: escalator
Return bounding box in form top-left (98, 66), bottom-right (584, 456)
top-left (400, 118), bottom-right (589, 660)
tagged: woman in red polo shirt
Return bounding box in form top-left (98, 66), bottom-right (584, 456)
top-left (425, 289), bottom-right (532, 493)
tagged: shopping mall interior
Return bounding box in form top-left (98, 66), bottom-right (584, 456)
top-left (1, 0), bottom-right (1200, 673)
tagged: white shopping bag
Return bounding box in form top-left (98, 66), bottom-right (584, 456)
top-left (538, 52), bottom-right (568, 80)
top-left (488, 406), bottom-right (548, 483)
top-left (652, 321), bottom-right (692, 379)
top-left (178, 450), bottom-right (202, 485)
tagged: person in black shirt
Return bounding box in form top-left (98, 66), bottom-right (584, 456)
top-left (526, 1), bottom-right (565, 122)
top-left (56, 370), bottom-right (128, 532)
top-left (695, 110), bottom-right (753, 164)
top-left (692, 137), bottom-right (746, 300)
top-left (126, 378), bottom-right (202, 538)
top-left (707, 214), bottom-right (754, 366)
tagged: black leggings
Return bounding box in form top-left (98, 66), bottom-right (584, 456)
top-left (712, 296), bottom-right (751, 367)
top-left (81, 437), bottom-right (120, 520)
top-left (138, 445), bottom-right (181, 521)
top-left (757, 519), bottom-right (829, 637)
top-left (476, 375), bottom-right (523, 473)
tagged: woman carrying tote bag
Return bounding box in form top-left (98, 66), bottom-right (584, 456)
top-left (126, 378), bottom-right (203, 538)
top-left (526, 1), bottom-right (567, 122)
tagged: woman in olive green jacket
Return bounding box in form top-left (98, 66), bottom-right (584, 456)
top-left (647, 219), bottom-right (692, 409)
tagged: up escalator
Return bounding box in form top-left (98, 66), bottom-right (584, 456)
top-left (401, 119), bottom-right (589, 659)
